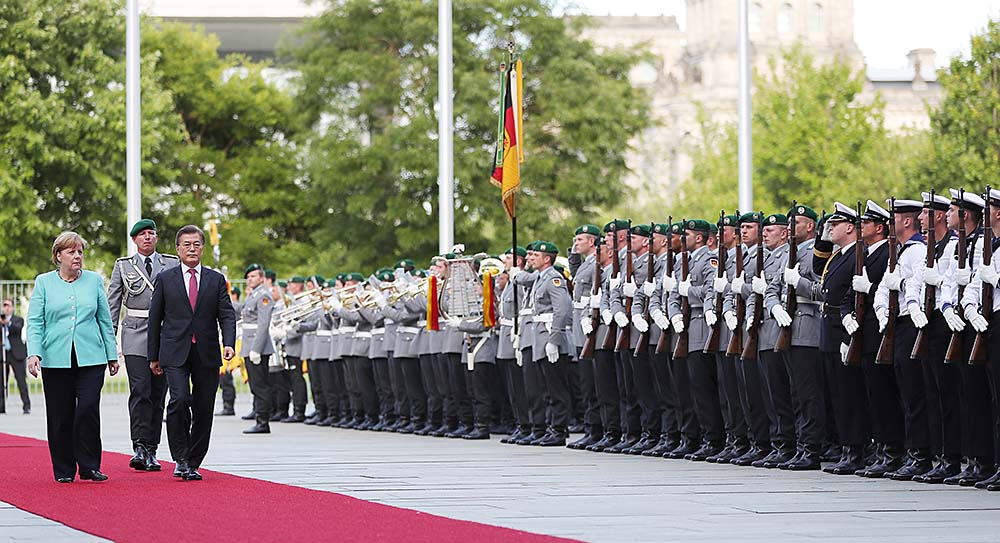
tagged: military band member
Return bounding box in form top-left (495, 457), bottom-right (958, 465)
top-left (379, 267), bottom-right (410, 432)
top-left (413, 265), bottom-right (446, 436)
top-left (363, 270), bottom-right (396, 431)
top-left (456, 261), bottom-right (502, 440)
top-left (328, 274), bottom-right (352, 427)
top-left (511, 244), bottom-right (545, 444)
top-left (280, 276), bottom-right (311, 423)
top-left (376, 263), bottom-right (426, 433)
top-left (240, 263), bottom-right (275, 434)
top-left (108, 219), bottom-right (179, 471)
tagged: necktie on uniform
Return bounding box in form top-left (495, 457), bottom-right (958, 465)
top-left (188, 269), bottom-right (198, 343)
top-left (145, 256), bottom-right (152, 277)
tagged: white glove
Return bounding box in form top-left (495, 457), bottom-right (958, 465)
top-left (842, 313), bottom-right (859, 336)
top-left (943, 306), bottom-right (965, 332)
top-left (752, 274), bottom-right (768, 295)
top-left (876, 307), bottom-right (889, 333)
top-left (372, 289), bottom-right (387, 308)
top-left (623, 280), bottom-right (638, 297)
top-left (447, 316), bottom-right (462, 329)
top-left (908, 302), bottom-right (928, 329)
top-left (724, 311), bottom-right (738, 331)
top-left (641, 281), bottom-right (655, 297)
top-left (545, 342), bottom-right (560, 363)
top-left (783, 263), bottom-right (801, 288)
top-left (545, 321), bottom-right (553, 334)
top-left (731, 273), bottom-right (746, 295)
top-left (771, 305), bottom-right (792, 327)
top-left (327, 295), bottom-right (343, 311)
top-left (713, 276), bottom-right (729, 294)
top-left (704, 309), bottom-right (718, 327)
top-left (821, 221), bottom-right (833, 242)
top-left (852, 269), bottom-right (872, 294)
top-left (979, 263), bottom-right (1000, 288)
top-left (955, 266), bottom-right (972, 286)
top-left (965, 304), bottom-right (989, 333)
top-left (745, 311), bottom-right (755, 331)
top-left (661, 273), bottom-right (677, 293)
top-left (589, 292), bottom-right (602, 309)
top-left (512, 332), bottom-right (519, 351)
top-left (671, 314), bottom-right (685, 333)
top-left (651, 309), bottom-right (670, 331)
top-left (271, 326), bottom-right (286, 341)
top-left (610, 274), bottom-right (622, 290)
top-left (581, 317), bottom-right (594, 336)
top-left (614, 311), bottom-right (629, 328)
top-left (882, 269), bottom-right (902, 291)
top-left (515, 348), bottom-right (523, 366)
top-left (923, 265), bottom-right (943, 287)
top-left (509, 267), bottom-right (522, 281)
top-left (601, 309), bottom-right (614, 326)
top-left (633, 314), bottom-right (649, 333)
top-left (840, 342), bottom-right (849, 363)
top-left (678, 279), bottom-right (692, 297)
top-left (249, 351), bottom-right (262, 364)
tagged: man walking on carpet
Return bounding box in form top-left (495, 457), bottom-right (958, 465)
top-left (148, 225), bottom-right (237, 481)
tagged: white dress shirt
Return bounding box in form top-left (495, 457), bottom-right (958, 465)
top-left (181, 263), bottom-right (203, 300)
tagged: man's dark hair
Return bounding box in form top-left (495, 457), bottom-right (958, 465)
top-left (175, 225), bottom-right (206, 246)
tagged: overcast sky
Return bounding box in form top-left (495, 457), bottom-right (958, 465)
top-left (563, 0), bottom-right (1000, 68)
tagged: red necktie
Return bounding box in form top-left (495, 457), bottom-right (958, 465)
top-left (188, 269), bottom-right (198, 343)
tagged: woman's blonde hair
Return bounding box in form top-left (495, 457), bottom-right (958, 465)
top-left (52, 231), bottom-right (87, 266)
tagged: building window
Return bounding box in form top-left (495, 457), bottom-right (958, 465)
top-left (778, 3), bottom-right (794, 35)
top-left (809, 3), bottom-right (824, 34)
top-left (749, 2), bottom-right (763, 33)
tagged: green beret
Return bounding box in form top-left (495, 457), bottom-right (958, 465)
top-left (575, 224), bottom-right (601, 237)
top-left (603, 219), bottom-right (630, 233)
top-left (346, 272), bottom-right (364, 282)
top-left (394, 258), bottom-right (415, 270)
top-left (535, 241), bottom-right (559, 254)
top-left (325, 280), bottom-right (336, 288)
top-left (309, 274), bottom-right (326, 286)
top-left (764, 213), bottom-right (789, 226)
top-left (244, 263), bottom-right (262, 278)
top-left (505, 246), bottom-right (528, 258)
top-left (652, 223), bottom-right (670, 235)
top-left (443, 252), bottom-right (457, 260)
top-left (129, 219), bottom-right (157, 237)
top-left (788, 204), bottom-right (819, 221)
top-left (289, 276), bottom-right (306, 284)
top-left (376, 270), bottom-right (394, 282)
top-left (526, 241), bottom-right (539, 251)
top-left (264, 269), bottom-right (277, 281)
top-left (685, 219), bottom-right (712, 233)
top-left (277, 281), bottom-right (287, 288)
top-left (738, 211), bottom-right (763, 225)
top-left (630, 224), bottom-right (651, 237)
top-left (230, 286), bottom-right (241, 296)
top-left (335, 273), bottom-right (346, 282)
top-left (413, 269), bottom-right (428, 278)
top-left (721, 214), bottom-right (740, 227)
top-left (670, 222), bottom-right (684, 234)
top-left (709, 223), bottom-right (719, 233)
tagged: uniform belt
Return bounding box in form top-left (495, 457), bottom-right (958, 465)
top-left (340, 326), bottom-right (356, 333)
top-left (384, 318), bottom-right (394, 325)
top-left (355, 331), bottom-right (372, 338)
top-left (796, 296), bottom-right (820, 306)
top-left (243, 323), bottom-right (258, 330)
top-left (500, 318), bottom-right (514, 327)
top-left (125, 308), bottom-right (149, 318)
top-left (533, 313), bottom-right (553, 323)
top-left (398, 326), bottom-right (421, 334)
top-left (521, 308), bottom-right (534, 316)
top-left (372, 328), bottom-right (386, 335)
top-left (316, 330), bottom-right (332, 337)
top-left (330, 329), bottom-right (342, 336)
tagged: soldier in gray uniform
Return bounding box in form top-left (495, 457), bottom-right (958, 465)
top-left (330, 272), bottom-right (378, 430)
top-left (377, 267), bottom-right (409, 432)
top-left (318, 278), bottom-right (343, 427)
top-left (511, 244), bottom-right (544, 444)
top-left (376, 265), bottom-right (426, 433)
top-left (108, 218), bottom-right (180, 471)
top-left (764, 205), bottom-right (826, 470)
top-left (567, 225), bottom-right (601, 449)
top-left (438, 256), bottom-right (475, 438)
top-left (239, 263), bottom-right (276, 434)
top-left (280, 276), bottom-right (312, 423)
top-left (361, 270), bottom-right (396, 431)
top-left (498, 247), bottom-right (531, 444)
top-left (412, 268), bottom-right (446, 435)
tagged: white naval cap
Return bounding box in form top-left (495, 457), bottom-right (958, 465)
top-left (987, 187), bottom-right (1000, 205)
top-left (888, 198), bottom-right (923, 213)
top-left (827, 201), bottom-right (859, 223)
top-left (949, 188), bottom-right (985, 210)
top-left (862, 200), bottom-right (890, 223)
top-left (921, 191), bottom-right (951, 211)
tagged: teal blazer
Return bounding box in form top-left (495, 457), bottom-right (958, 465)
top-left (27, 270), bottom-right (117, 368)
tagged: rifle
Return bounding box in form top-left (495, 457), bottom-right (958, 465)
top-left (741, 216), bottom-right (764, 361)
top-left (945, 190), bottom-right (968, 364)
top-left (655, 217), bottom-right (675, 355)
top-left (911, 189), bottom-right (937, 360)
top-left (580, 236), bottom-right (603, 359)
top-left (845, 201), bottom-right (865, 365)
top-left (705, 210), bottom-right (727, 352)
top-left (672, 224), bottom-right (690, 359)
top-left (634, 222), bottom-right (655, 357)
top-left (774, 202), bottom-right (798, 353)
top-left (876, 198), bottom-right (897, 365)
top-left (970, 186), bottom-right (993, 365)
top-left (726, 218), bottom-right (745, 357)
top-left (600, 223), bottom-right (621, 351)
top-left (615, 220), bottom-right (634, 352)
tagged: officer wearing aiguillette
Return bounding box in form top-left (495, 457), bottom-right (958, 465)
top-left (107, 219), bottom-right (179, 472)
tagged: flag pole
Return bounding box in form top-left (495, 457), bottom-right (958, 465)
top-left (507, 44), bottom-right (519, 335)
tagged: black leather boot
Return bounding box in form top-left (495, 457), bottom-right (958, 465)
top-left (889, 448), bottom-right (933, 481)
top-left (129, 442), bottom-right (149, 471)
top-left (913, 456), bottom-right (962, 483)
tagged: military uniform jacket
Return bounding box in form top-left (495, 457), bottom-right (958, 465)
top-left (571, 253), bottom-right (597, 349)
top-left (327, 314), bottom-right (344, 361)
top-left (728, 243), bottom-right (766, 348)
top-left (361, 306), bottom-right (388, 359)
top-left (648, 254), bottom-right (679, 351)
top-left (705, 245), bottom-right (737, 353)
top-left (497, 280), bottom-right (517, 359)
top-left (961, 235), bottom-right (1000, 313)
top-left (284, 297), bottom-right (312, 359)
top-left (631, 252), bottom-right (667, 348)
top-left (667, 245), bottom-right (714, 354)
top-left (336, 306), bottom-right (371, 358)
top-left (838, 239), bottom-right (889, 355)
top-left (615, 249), bottom-right (660, 350)
top-left (382, 302), bottom-right (420, 359)
top-left (239, 285), bottom-right (275, 356)
top-left (764, 238), bottom-right (822, 349)
top-left (752, 243), bottom-right (788, 352)
top-left (438, 286), bottom-right (466, 355)
top-left (530, 266), bottom-right (573, 362)
top-left (939, 230), bottom-right (982, 311)
top-left (107, 252), bottom-right (180, 357)
top-left (407, 295), bottom-right (434, 356)
top-left (513, 270), bottom-right (538, 353)
top-left (459, 318), bottom-right (497, 364)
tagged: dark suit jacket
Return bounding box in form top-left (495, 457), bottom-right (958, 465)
top-left (841, 241), bottom-right (889, 356)
top-left (3, 315), bottom-right (26, 360)
top-left (818, 243), bottom-right (855, 353)
top-left (147, 265), bottom-right (236, 368)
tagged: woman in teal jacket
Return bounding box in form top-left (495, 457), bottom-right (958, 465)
top-left (26, 232), bottom-right (119, 483)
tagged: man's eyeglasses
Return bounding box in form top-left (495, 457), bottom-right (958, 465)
top-left (179, 242), bottom-right (203, 249)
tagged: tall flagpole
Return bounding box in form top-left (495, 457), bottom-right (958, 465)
top-left (126, 0), bottom-right (141, 255)
top-left (737, 0), bottom-right (753, 212)
top-left (438, 0), bottom-right (454, 254)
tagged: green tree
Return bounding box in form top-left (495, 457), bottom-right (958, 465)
top-left (286, 0), bottom-right (652, 273)
top-left (675, 46), bottom-right (908, 218)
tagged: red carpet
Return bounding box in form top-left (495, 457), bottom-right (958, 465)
top-left (0, 432), bottom-right (577, 543)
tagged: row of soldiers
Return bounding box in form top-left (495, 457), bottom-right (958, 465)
top-left (232, 189), bottom-right (1000, 491)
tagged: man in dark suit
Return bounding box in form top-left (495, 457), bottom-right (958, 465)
top-left (148, 225), bottom-right (236, 481)
top-left (1, 298), bottom-right (30, 414)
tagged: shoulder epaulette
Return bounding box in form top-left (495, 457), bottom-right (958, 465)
top-left (116, 256), bottom-right (132, 261)
top-left (162, 254), bottom-right (180, 260)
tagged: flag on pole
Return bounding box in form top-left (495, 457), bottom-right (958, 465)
top-left (482, 271), bottom-right (497, 328)
top-left (426, 275), bottom-right (440, 331)
top-left (490, 59), bottom-right (523, 219)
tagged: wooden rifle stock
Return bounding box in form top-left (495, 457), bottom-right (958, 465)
top-left (945, 194), bottom-right (967, 364)
top-left (601, 224), bottom-right (621, 351)
top-left (580, 239), bottom-right (603, 360)
top-left (705, 210), bottom-right (727, 353)
top-left (741, 218), bottom-right (764, 361)
top-left (971, 186), bottom-right (993, 365)
top-left (672, 227), bottom-right (691, 359)
top-left (634, 223), bottom-right (656, 357)
top-left (615, 220), bottom-right (634, 352)
top-left (845, 202), bottom-right (865, 365)
top-left (775, 203), bottom-right (798, 353)
top-left (875, 198), bottom-right (897, 365)
top-left (911, 190), bottom-right (937, 360)
top-left (726, 239), bottom-right (745, 357)
top-left (655, 218), bottom-right (675, 355)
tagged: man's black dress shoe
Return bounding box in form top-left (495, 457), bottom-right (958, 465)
top-left (537, 431), bottom-right (568, 447)
top-left (130, 445), bottom-right (149, 471)
top-left (79, 470), bottom-right (108, 482)
top-left (145, 449), bottom-right (162, 471)
top-left (174, 461), bottom-right (190, 478)
top-left (463, 427), bottom-right (491, 440)
top-left (241, 411), bottom-right (256, 420)
top-left (183, 468), bottom-right (203, 481)
top-left (56, 477), bottom-right (73, 483)
top-left (215, 407), bottom-right (236, 416)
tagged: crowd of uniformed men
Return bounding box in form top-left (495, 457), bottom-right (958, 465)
top-left (217, 189), bottom-right (1000, 491)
